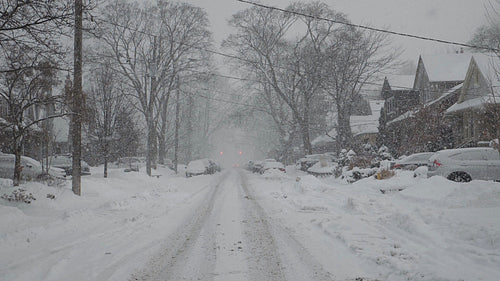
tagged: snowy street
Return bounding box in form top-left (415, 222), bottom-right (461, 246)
top-left (1, 166), bottom-right (500, 281)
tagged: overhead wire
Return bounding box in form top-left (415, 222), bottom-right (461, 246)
top-left (236, 0), bottom-right (500, 53)
top-left (83, 7), bottom-right (500, 118)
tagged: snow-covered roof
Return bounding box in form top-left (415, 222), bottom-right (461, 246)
top-left (52, 117), bottom-right (69, 143)
top-left (421, 53), bottom-right (473, 82)
top-left (425, 83), bottom-right (463, 107)
top-left (445, 53), bottom-right (500, 114)
top-left (350, 100), bottom-right (384, 137)
top-left (386, 109), bottom-right (416, 126)
top-left (313, 100), bottom-right (384, 144)
top-left (472, 53), bottom-right (500, 90)
top-left (446, 95), bottom-right (500, 114)
top-left (386, 74), bottom-right (415, 90)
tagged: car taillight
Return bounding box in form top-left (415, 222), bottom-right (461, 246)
top-left (433, 160), bottom-right (441, 167)
top-left (279, 168), bottom-right (285, 172)
top-left (393, 164), bottom-right (400, 169)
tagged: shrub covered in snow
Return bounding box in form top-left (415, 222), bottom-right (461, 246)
top-left (1, 188), bottom-right (36, 204)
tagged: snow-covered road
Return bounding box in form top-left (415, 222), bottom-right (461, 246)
top-left (1, 166), bottom-right (499, 281)
top-left (132, 169), bottom-right (342, 281)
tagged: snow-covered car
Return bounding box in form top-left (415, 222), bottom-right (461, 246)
top-left (186, 159), bottom-right (218, 177)
top-left (252, 161), bottom-right (263, 173)
top-left (427, 147), bottom-right (500, 182)
top-left (163, 158), bottom-right (174, 170)
top-left (393, 152), bottom-right (435, 170)
top-left (296, 153), bottom-right (335, 171)
top-left (0, 153), bottom-right (65, 180)
top-left (307, 161), bottom-right (337, 176)
top-left (115, 157), bottom-right (144, 172)
top-left (48, 155), bottom-right (91, 176)
top-left (260, 161), bottom-right (285, 174)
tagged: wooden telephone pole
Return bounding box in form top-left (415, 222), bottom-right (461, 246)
top-left (72, 0), bottom-right (83, 195)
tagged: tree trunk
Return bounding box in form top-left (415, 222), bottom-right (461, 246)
top-left (174, 81), bottom-right (180, 173)
top-left (158, 95), bottom-right (169, 165)
top-left (104, 157), bottom-right (108, 178)
top-left (146, 116), bottom-right (155, 176)
top-left (13, 140), bottom-right (22, 186)
top-left (336, 106), bottom-right (353, 150)
top-left (185, 94), bottom-right (193, 161)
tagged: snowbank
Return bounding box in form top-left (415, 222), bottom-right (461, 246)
top-left (246, 169), bottom-right (500, 281)
top-left (0, 167), bottom-right (221, 281)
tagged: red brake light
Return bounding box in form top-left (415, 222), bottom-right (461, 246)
top-left (393, 164), bottom-right (400, 169)
top-left (433, 160), bottom-right (441, 167)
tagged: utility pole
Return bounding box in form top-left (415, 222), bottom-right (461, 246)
top-left (72, 0), bottom-right (83, 195)
top-left (174, 75), bottom-right (180, 173)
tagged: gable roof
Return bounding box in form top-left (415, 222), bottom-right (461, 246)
top-left (350, 100), bottom-right (384, 137)
top-left (385, 74), bottom-right (415, 90)
top-left (472, 53), bottom-right (500, 89)
top-left (446, 53), bottom-right (500, 114)
top-left (420, 53), bottom-right (473, 82)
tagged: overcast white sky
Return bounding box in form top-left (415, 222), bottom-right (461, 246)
top-left (183, 0), bottom-right (491, 64)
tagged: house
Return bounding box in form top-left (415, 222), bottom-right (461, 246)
top-left (312, 99), bottom-right (384, 152)
top-left (350, 100), bottom-right (384, 146)
top-left (414, 53), bottom-right (473, 104)
top-left (380, 53), bottom-right (474, 155)
top-left (380, 74), bottom-right (418, 122)
top-left (445, 53), bottom-right (500, 146)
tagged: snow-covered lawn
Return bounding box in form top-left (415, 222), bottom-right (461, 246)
top-left (0, 166), bottom-right (221, 281)
top-left (1, 166), bottom-right (499, 281)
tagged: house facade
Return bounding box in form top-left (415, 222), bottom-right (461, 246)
top-left (380, 54), bottom-right (473, 156)
top-left (445, 53), bottom-right (500, 146)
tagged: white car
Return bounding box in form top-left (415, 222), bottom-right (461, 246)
top-left (0, 153), bottom-right (43, 180)
top-left (186, 159), bottom-right (215, 177)
top-left (427, 147), bottom-right (500, 182)
top-left (393, 152), bottom-right (435, 170)
top-left (48, 155), bottom-right (91, 176)
top-left (260, 161), bottom-right (286, 174)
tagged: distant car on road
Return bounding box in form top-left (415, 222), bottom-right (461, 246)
top-left (427, 147), bottom-right (500, 182)
top-left (186, 159), bottom-right (219, 177)
top-left (393, 152), bottom-right (435, 170)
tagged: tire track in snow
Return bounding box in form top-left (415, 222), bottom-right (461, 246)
top-left (130, 172), bottom-right (229, 281)
top-left (239, 171), bottom-right (336, 281)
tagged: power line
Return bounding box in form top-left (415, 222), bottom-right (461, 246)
top-left (92, 12), bottom-right (500, 106)
top-left (236, 0), bottom-right (500, 53)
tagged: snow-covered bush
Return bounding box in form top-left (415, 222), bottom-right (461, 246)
top-left (341, 167), bottom-right (377, 183)
top-left (1, 188), bottom-right (36, 204)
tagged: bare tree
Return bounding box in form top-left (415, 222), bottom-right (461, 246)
top-left (97, 0), bottom-right (212, 176)
top-left (85, 61), bottom-right (130, 178)
top-left (225, 5), bottom-right (323, 153)
top-left (0, 45), bottom-right (63, 186)
top-left (322, 27), bottom-right (396, 150)
top-left (0, 0), bottom-right (72, 72)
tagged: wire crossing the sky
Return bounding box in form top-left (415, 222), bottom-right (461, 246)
top-left (236, 0), bottom-right (500, 53)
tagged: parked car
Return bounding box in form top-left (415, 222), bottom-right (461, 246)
top-left (427, 147), bottom-right (500, 182)
top-left (393, 152), bottom-right (435, 170)
top-left (115, 157), bottom-right (143, 172)
top-left (0, 153), bottom-right (66, 180)
top-left (186, 159), bottom-right (218, 177)
top-left (252, 161), bottom-right (264, 173)
top-left (296, 153), bottom-right (335, 172)
top-left (260, 160), bottom-right (286, 174)
top-left (49, 155), bottom-right (91, 176)
top-left (0, 153), bottom-right (42, 180)
top-left (163, 158), bottom-right (174, 170)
